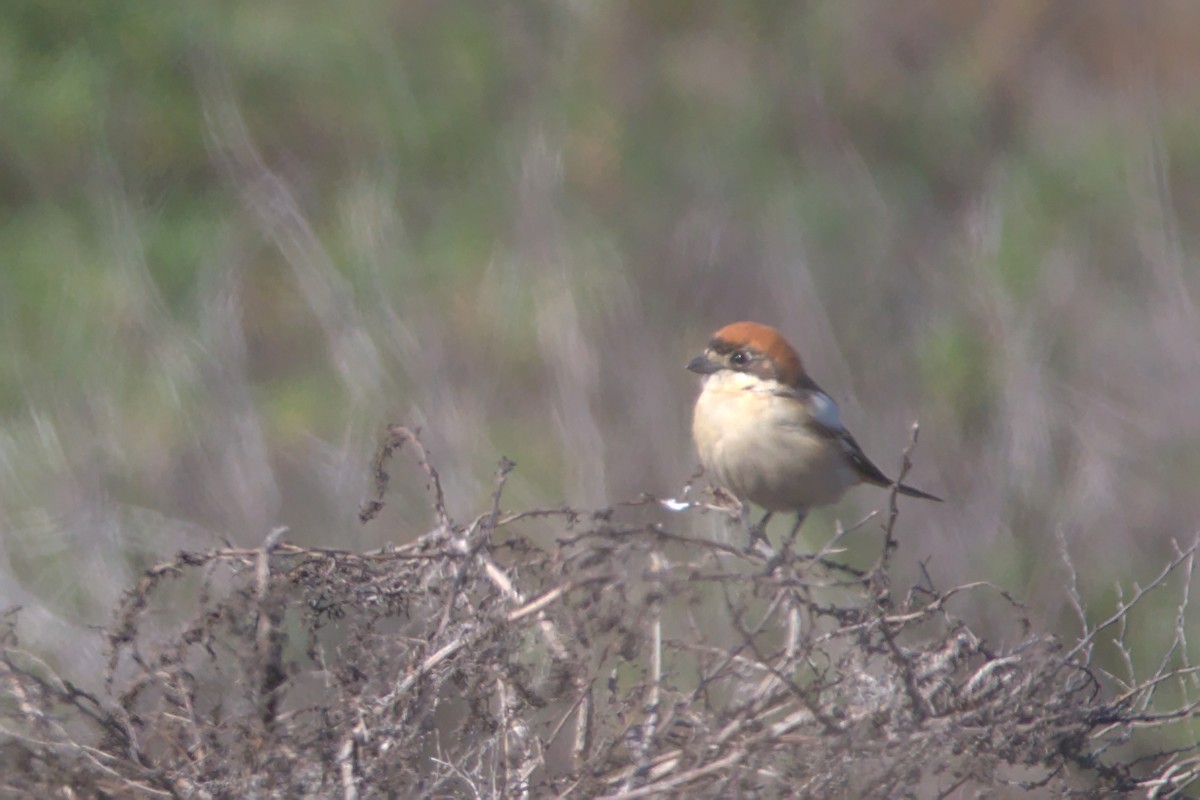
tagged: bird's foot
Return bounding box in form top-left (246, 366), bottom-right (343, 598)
top-left (746, 527), bottom-right (772, 557)
top-left (744, 511), bottom-right (773, 555)
top-left (761, 512), bottom-right (808, 573)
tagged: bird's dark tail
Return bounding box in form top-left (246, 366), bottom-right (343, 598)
top-left (895, 483), bottom-right (943, 502)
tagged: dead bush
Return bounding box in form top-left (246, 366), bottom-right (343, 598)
top-left (1, 426), bottom-right (1198, 798)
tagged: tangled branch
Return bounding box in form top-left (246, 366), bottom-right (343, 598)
top-left (2, 427), bottom-right (1197, 798)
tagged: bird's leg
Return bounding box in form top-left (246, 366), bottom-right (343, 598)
top-left (783, 510), bottom-right (807, 551)
top-left (747, 511), bottom-right (773, 553)
top-left (763, 511), bottom-right (808, 573)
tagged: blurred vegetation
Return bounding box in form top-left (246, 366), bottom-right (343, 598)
top-left (2, 0), bottom-right (1200, 778)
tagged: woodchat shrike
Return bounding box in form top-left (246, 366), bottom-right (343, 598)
top-left (688, 321), bottom-right (940, 541)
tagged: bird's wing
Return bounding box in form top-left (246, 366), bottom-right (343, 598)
top-left (816, 421), bottom-right (896, 488)
top-left (776, 382), bottom-right (939, 498)
top-left (771, 382), bottom-right (887, 482)
top-left (816, 420), bottom-right (942, 500)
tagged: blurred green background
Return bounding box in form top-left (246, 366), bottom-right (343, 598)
top-left (2, 1), bottom-right (1199, 690)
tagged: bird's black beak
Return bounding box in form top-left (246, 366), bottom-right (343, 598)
top-left (687, 354), bottom-right (721, 375)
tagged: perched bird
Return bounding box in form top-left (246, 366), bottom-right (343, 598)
top-left (687, 321), bottom-right (940, 543)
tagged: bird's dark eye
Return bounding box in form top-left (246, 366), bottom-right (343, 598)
top-left (730, 350), bottom-right (750, 367)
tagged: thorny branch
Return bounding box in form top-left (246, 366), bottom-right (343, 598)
top-left (1, 427), bottom-right (1198, 798)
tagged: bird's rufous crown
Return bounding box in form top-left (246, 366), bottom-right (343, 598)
top-left (709, 321), bottom-right (804, 386)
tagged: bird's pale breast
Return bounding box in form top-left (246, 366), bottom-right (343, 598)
top-left (692, 376), bottom-right (858, 511)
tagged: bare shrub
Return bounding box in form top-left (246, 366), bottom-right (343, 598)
top-left (2, 426), bottom-right (1197, 798)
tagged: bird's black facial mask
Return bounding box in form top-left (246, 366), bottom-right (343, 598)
top-left (706, 339), bottom-right (780, 381)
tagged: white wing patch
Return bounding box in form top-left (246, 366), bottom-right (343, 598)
top-left (808, 390), bottom-right (844, 431)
